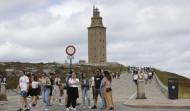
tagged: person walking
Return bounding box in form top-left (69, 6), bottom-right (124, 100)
top-left (102, 71), bottom-right (114, 110)
top-left (92, 68), bottom-right (104, 109)
top-left (133, 72), bottom-right (138, 85)
top-left (148, 72), bottom-right (153, 83)
top-left (138, 71), bottom-right (143, 80)
top-left (114, 72), bottom-right (117, 79)
top-left (100, 73), bottom-right (106, 109)
top-left (117, 71), bottom-right (120, 79)
top-left (52, 75), bottom-right (63, 105)
top-left (41, 73), bottom-right (51, 111)
top-left (16, 70), bottom-right (30, 111)
top-left (49, 74), bottom-right (54, 106)
top-left (144, 72), bottom-right (148, 85)
top-left (29, 76), bottom-right (39, 107)
top-left (26, 74), bottom-right (32, 98)
top-left (66, 72), bottom-right (79, 111)
top-left (80, 72), bottom-right (91, 109)
top-left (90, 72), bottom-right (96, 100)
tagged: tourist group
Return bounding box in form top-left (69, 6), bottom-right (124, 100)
top-left (16, 68), bottom-right (114, 111)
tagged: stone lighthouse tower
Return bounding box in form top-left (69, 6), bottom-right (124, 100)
top-left (88, 6), bottom-right (107, 63)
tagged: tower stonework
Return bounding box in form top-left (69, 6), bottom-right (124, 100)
top-left (88, 6), bottom-right (107, 63)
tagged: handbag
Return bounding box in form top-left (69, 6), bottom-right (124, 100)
top-left (106, 88), bottom-right (112, 92)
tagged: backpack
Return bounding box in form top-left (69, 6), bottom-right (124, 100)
top-left (66, 75), bottom-right (72, 87)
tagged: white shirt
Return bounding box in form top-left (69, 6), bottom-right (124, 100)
top-left (32, 81), bottom-right (39, 89)
top-left (19, 76), bottom-right (29, 91)
top-left (148, 72), bottom-right (152, 76)
top-left (69, 78), bottom-right (79, 87)
top-left (144, 74), bottom-right (148, 79)
top-left (134, 75), bottom-right (138, 80)
top-left (91, 77), bottom-right (94, 87)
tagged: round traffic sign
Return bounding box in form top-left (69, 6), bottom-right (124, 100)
top-left (66, 45), bottom-right (76, 56)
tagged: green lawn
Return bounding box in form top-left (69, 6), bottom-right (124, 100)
top-left (154, 69), bottom-right (190, 99)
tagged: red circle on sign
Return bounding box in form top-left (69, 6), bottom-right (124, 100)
top-left (66, 45), bottom-right (76, 56)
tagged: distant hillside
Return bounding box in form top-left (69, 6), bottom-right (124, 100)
top-left (0, 62), bottom-right (126, 89)
top-left (155, 69), bottom-right (190, 99)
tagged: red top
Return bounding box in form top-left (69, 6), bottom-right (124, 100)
top-left (29, 77), bottom-right (32, 90)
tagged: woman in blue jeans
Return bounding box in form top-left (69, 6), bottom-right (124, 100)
top-left (41, 73), bottom-right (51, 111)
top-left (100, 76), bottom-right (106, 109)
top-left (80, 73), bottom-right (91, 109)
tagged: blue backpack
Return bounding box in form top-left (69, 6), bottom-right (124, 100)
top-left (66, 75), bottom-right (72, 87)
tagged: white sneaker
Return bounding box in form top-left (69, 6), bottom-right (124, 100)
top-left (45, 109), bottom-right (49, 111)
top-left (69, 107), bottom-right (72, 110)
top-left (59, 103), bottom-right (63, 106)
top-left (66, 108), bottom-right (70, 111)
top-left (88, 106), bottom-right (92, 109)
top-left (29, 104), bottom-right (32, 108)
top-left (83, 106), bottom-right (86, 108)
top-left (71, 108), bottom-right (76, 111)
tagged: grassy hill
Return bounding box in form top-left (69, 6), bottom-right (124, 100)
top-left (155, 69), bottom-right (190, 99)
top-left (0, 62), bottom-right (126, 89)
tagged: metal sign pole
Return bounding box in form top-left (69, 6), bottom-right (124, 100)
top-left (66, 45), bottom-right (76, 73)
top-left (70, 58), bottom-right (72, 73)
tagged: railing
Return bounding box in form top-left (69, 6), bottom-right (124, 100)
top-left (154, 73), bottom-right (168, 98)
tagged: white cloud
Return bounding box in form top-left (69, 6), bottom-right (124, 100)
top-left (0, 0), bottom-right (190, 78)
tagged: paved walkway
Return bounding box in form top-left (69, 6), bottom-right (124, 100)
top-left (1, 101), bottom-right (190, 111)
top-left (144, 76), bottom-right (166, 99)
top-left (124, 99), bottom-right (190, 109)
top-left (124, 73), bottom-right (190, 109)
top-left (112, 72), bottom-right (136, 101)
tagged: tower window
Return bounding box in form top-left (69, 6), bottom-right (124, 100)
top-left (94, 48), bottom-right (96, 50)
top-left (100, 32), bottom-right (101, 35)
top-left (103, 46), bottom-right (104, 49)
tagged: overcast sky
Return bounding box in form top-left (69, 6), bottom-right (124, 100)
top-left (0, 0), bottom-right (190, 78)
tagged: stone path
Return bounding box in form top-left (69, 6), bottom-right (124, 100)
top-left (1, 101), bottom-right (190, 111)
top-left (144, 76), bottom-right (166, 99)
top-left (111, 72), bottom-right (136, 101)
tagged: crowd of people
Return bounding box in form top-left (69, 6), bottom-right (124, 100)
top-left (16, 68), bottom-right (114, 111)
top-left (129, 67), bottom-right (155, 85)
top-left (112, 72), bottom-right (120, 79)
